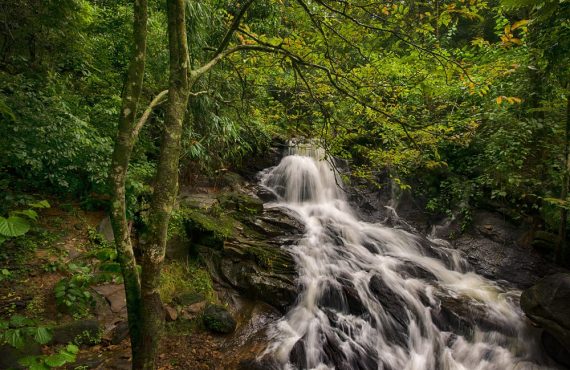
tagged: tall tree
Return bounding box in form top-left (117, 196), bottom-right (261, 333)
top-left (108, 0), bottom-right (148, 365)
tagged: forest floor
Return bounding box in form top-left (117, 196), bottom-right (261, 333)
top-left (0, 201), bottom-right (260, 370)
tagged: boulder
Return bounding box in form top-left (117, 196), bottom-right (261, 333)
top-left (203, 304), bottom-right (237, 334)
top-left (52, 319), bottom-right (101, 345)
top-left (174, 292), bottom-right (205, 306)
top-left (0, 343), bottom-right (42, 369)
top-left (97, 216), bottom-right (114, 243)
top-left (521, 273), bottom-right (570, 365)
top-left (178, 198), bottom-right (302, 312)
top-left (453, 211), bottom-right (559, 288)
top-left (93, 284), bottom-right (126, 314)
top-left (165, 305), bottom-right (178, 321)
top-left (110, 321), bottom-right (129, 345)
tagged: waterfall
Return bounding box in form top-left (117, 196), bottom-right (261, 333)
top-left (259, 147), bottom-right (557, 370)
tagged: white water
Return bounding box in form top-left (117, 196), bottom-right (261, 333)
top-left (260, 147), bottom-right (557, 370)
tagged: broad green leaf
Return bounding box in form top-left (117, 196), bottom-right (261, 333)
top-left (9, 314), bottom-right (33, 328)
top-left (0, 216), bottom-right (30, 237)
top-left (29, 200), bottom-right (50, 209)
top-left (44, 353), bottom-right (69, 367)
top-left (18, 356), bottom-right (49, 370)
top-left (13, 209), bottom-right (38, 221)
top-left (66, 343), bottom-right (79, 354)
top-left (4, 329), bottom-right (25, 349)
top-left (33, 327), bottom-right (52, 345)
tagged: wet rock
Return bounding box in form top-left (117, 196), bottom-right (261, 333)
top-left (541, 330), bottom-right (570, 368)
top-left (453, 211), bottom-right (560, 288)
top-left (219, 246), bottom-right (297, 312)
top-left (521, 273), bottom-right (570, 363)
top-left (319, 282), bottom-right (366, 316)
top-left (368, 275), bottom-right (409, 346)
top-left (52, 319), bottom-right (101, 345)
top-left (203, 304), bottom-right (237, 334)
top-left (431, 296), bottom-right (475, 337)
top-left (0, 342), bottom-right (41, 369)
top-left (398, 261), bottom-right (437, 282)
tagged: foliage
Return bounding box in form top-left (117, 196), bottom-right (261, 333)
top-left (54, 263), bottom-right (94, 317)
top-left (0, 315), bottom-right (52, 349)
top-left (159, 261), bottom-right (215, 305)
top-left (19, 344), bottom-right (79, 370)
top-left (0, 200), bottom-right (50, 245)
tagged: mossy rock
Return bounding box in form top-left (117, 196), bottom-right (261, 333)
top-left (0, 342), bottom-right (42, 369)
top-left (202, 304), bottom-right (236, 334)
top-left (173, 292), bottom-right (205, 306)
top-left (216, 192), bottom-right (264, 218)
top-left (51, 319), bottom-right (101, 345)
top-left (182, 208), bottom-right (234, 251)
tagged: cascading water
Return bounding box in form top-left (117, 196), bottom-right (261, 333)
top-left (259, 145), bottom-right (558, 370)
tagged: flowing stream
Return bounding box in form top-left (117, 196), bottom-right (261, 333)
top-left (259, 146), bottom-right (556, 370)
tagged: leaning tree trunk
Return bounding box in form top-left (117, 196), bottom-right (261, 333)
top-left (108, 0), bottom-right (148, 363)
top-left (557, 94), bottom-right (570, 264)
top-left (137, 0), bottom-right (190, 368)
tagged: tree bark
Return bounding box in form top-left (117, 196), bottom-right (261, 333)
top-left (557, 94), bottom-right (570, 263)
top-left (108, 0), bottom-right (148, 365)
top-left (137, 0), bottom-right (190, 368)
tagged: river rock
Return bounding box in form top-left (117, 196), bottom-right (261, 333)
top-left (520, 273), bottom-right (570, 365)
top-left (203, 304), bottom-right (237, 334)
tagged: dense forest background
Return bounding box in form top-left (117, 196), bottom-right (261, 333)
top-left (1, 0), bottom-right (568, 259)
top-left (0, 1), bottom-right (569, 367)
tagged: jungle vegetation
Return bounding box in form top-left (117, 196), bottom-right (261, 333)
top-left (0, 0), bottom-right (568, 368)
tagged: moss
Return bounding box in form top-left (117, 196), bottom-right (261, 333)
top-left (159, 261), bottom-right (216, 304)
top-left (216, 192), bottom-right (263, 219)
top-left (182, 208), bottom-right (235, 250)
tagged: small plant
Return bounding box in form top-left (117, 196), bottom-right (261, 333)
top-left (54, 264), bottom-right (94, 317)
top-left (0, 314), bottom-right (52, 349)
top-left (19, 343), bottom-right (79, 369)
top-left (0, 268), bottom-right (12, 281)
top-left (0, 200), bottom-right (50, 245)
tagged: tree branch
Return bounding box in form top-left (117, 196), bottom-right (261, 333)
top-left (133, 89), bottom-right (169, 138)
top-left (213, 0), bottom-right (256, 56)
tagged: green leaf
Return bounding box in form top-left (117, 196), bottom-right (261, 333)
top-left (18, 356), bottom-right (49, 370)
top-left (66, 343), bottom-right (79, 354)
top-left (33, 327), bottom-right (52, 345)
top-left (29, 200), bottom-right (50, 209)
top-left (13, 209), bottom-right (39, 221)
top-left (44, 353), bottom-right (69, 367)
top-left (9, 314), bottom-right (33, 328)
top-left (4, 328), bottom-right (25, 349)
top-left (0, 216), bottom-right (31, 237)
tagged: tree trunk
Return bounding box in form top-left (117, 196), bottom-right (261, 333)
top-left (108, 0), bottom-right (148, 364)
top-left (137, 0), bottom-right (190, 368)
top-left (557, 94), bottom-right (570, 263)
